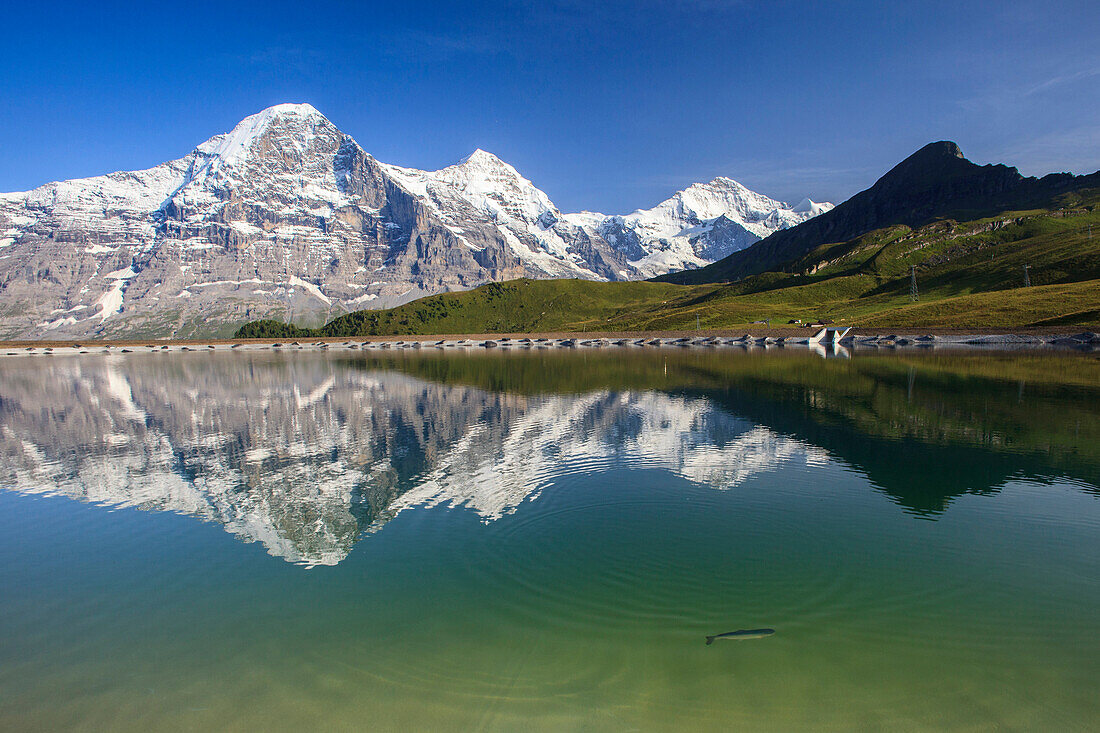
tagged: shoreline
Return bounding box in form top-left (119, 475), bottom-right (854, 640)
top-left (1, 328), bottom-right (1097, 356)
top-left (0, 325), bottom-right (1096, 348)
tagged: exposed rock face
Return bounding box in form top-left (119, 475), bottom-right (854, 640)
top-left (658, 141), bottom-right (1100, 284)
top-left (0, 104), bottom-right (830, 339)
top-left (384, 156), bottom-right (834, 282)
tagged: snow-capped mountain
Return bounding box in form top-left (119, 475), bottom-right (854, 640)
top-left (0, 103), bottom-right (831, 339)
top-left (383, 150), bottom-right (832, 281)
top-left (568, 184), bottom-right (832, 277)
top-left (0, 351), bottom-right (826, 565)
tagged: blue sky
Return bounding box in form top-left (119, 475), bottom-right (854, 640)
top-left (2, 0), bottom-right (1097, 212)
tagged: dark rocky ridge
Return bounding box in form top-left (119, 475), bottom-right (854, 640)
top-left (657, 141), bottom-right (1100, 284)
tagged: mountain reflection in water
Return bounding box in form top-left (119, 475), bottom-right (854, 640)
top-left (0, 349), bottom-right (1096, 565)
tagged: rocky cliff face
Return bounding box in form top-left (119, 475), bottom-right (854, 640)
top-left (658, 141), bottom-right (1100, 284)
top-left (0, 104), bottom-right (830, 339)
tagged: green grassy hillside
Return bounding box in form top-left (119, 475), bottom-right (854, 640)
top-left (236, 190), bottom-right (1100, 338)
top-left (657, 141), bottom-right (1100, 285)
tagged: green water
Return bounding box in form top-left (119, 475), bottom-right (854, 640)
top-left (0, 348), bottom-right (1098, 730)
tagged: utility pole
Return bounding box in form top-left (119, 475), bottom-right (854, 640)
top-left (1023, 264), bottom-right (1031, 287)
top-left (909, 265), bottom-right (919, 301)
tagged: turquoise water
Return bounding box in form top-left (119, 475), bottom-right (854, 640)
top-left (0, 348), bottom-right (1097, 730)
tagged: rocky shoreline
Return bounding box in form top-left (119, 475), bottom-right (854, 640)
top-left (2, 330), bottom-right (1098, 357)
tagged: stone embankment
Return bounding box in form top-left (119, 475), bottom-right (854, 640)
top-left (2, 331), bottom-right (1097, 357)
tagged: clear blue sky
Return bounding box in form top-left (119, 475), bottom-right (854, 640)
top-left (2, 0), bottom-right (1098, 212)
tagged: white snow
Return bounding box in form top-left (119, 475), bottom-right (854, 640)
top-left (561, 177), bottom-right (835, 277)
top-left (289, 276), bottom-right (331, 304)
top-left (382, 150), bottom-right (603, 279)
top-left (85, 244), bottom-right (118, 254)
top-left (791, 197), bottom-right (831, 216)
top-left (195, 103), bottom-right (325, 175)
top-left (95, 280), bottom-right (125, 321)
top-left (229, 221), bottom-right (262, 236)
top-left (0, 101), bottom-right (835, 340)
top-left (347, 292), bottom-right (378, 306)
top-left (384, 150), bottom-right (832, 281)
top-left (39, 315), bottom-right (79, 331)
top-left (105, 265), bottom-right (137, 280)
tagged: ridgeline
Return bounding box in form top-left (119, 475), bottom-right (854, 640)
top-left (236, 143), bottom-right (1100, 339)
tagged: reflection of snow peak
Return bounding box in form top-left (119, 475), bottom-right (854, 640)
top-left (0, 356), bottom-right (827, 565)
top-left (383, 392), bottom-right (827, 522)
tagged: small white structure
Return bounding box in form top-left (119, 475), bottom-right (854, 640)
top-left (807, 327), bottom-right (852, 345)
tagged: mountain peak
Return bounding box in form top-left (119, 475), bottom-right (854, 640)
top-left (791, 197), bottom-right (820, 213)
top-left (658, 139), bottom-right (1099, 286)
top-left (704, 176), bottom-right (750, 189)
top-left (460, 148), bottom-right (509, 169)
top-left (262, 102), bottom-right (324, 118)
top-left (896, 141), bottom-right (969, 171)
top-left (455, 149), bottom-right (530, 185)
top-left (232, 103), bottom-right (330, 136)
top-left (195, 103), bottom-right (336, 170)
top-left (0, 101), bottom-right (837, 339)
top-left (915, 140), bottom-right (965, 160)
top-left (874, 140), bottom-right (981, 191)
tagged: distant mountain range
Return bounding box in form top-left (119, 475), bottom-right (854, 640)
top-left (657, 141), bottom-right (1100, 284)
top-left (236, 137), bottom-right (1099, 338)
top-left (0, 103), bottom-right (830, 339)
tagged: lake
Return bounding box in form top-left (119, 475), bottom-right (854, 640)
top-left (1, 347), bottom-right (1097, 730)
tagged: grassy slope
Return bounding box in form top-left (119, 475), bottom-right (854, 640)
top-left (236, 191), bottom-right (1100, 338)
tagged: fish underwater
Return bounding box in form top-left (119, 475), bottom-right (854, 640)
top-left (705, 628), bottom-right (775, 645)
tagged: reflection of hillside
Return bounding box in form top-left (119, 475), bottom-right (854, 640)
top-left (693, 388), bottom-right (1092, 514)
top-left (377, 350), bottom-right (1100, 514)
top-left (2, 350), bottom-right (1094, 564)
top-left (683, 361), bottom-right (1100, 513)
top-left (0, 353), bottom-right (820, 565)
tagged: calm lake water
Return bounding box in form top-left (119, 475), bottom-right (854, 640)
top-left (1, 347), bottom-right (1098, 731)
